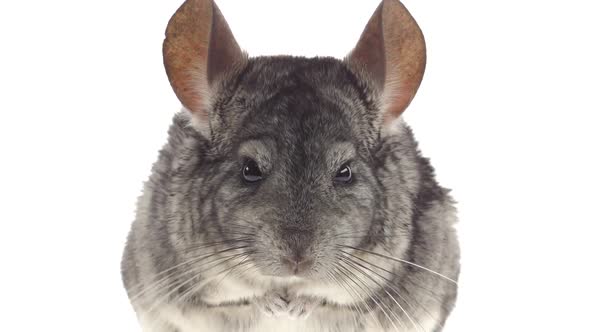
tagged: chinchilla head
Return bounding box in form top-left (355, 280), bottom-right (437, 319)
top-left (160, 0), bottom-right (426, 281)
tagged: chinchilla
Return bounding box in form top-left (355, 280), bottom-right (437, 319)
top-left (121, 0), bottom-right (460, 331)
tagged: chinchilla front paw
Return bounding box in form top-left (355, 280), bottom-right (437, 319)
top-left (286, 296), bottom-right (321, 320)
top-left (253, 291), bottom-right (289, 317)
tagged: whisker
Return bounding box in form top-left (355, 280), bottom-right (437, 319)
top-left (333, 265), bottom-right (381, 330)
top-left (336, 263), bottom-right (401, 332)
top-left (229, 260), bottom-right (259, 280)
top-left (172, 256), bottom-right (245, 306)
top-left (337, 249), bottom-right (443, 301)
top-left (331, 231), bottom-right (396, 239)
top-left (337, 260), bottom-right (403, 332)
top-left (182, 238), bottom-right (254, 253)
top-left (129, 240), bottom-right (249, 292)
top-left (322, 264), bottom-right (364, 329)
top-left (176, 254), bottom-right (252, 305)
top-left (181, 238), bottom-right (253, 252)
top-left (146, 252), bottom-right (250, 313)
top-left (131, 246), bottom-right (249, 302)
top-left (339, 254), bottom-right (424, 332)
top-left (132, 256), bottom-right (229, 303)
top-left (212, 254), bottom-right (252, 288)
top-left (352, 255), bottom-right (443, 329)
top-left (128, 244), bottom-right (245, 297)
top-left (339, 249), bottom-right (446, 329)
top-left (337, 244), bottom-right (458, 284)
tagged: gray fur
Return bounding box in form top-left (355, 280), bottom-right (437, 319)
top-left (122, 56), bottom-right (460, 331)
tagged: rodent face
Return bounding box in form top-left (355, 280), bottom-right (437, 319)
top-left (225, 134), bottom-right (377, 279)
top-left (194, 57), bottom-right (402, 281)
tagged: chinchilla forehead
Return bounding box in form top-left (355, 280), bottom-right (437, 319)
top-left (209, 56), bottom-right (382, 155)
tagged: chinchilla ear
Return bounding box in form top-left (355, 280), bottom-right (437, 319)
top-left (163, 0), bottom-right (246, 135)
top-left (346, 0), bottom-right (426, 128)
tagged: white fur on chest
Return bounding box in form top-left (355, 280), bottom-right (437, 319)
top-left (138, 275), bottom-right (440, 332)
top-left (199, 273), bottom-right (358, 306)
top-left (154, 308), bottom-right (336, 332)
top-left (142, 306), bottom-right (439, 332)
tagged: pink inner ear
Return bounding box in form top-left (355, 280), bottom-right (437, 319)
top-left (163, 0), bottom-right (213, 118)
top-left (347, 0), bottom-right (426, 122)
top-left (207, 3), bottom-right (243, 85)
top-left (349, 2), bottom-right (387, 89)
top-left (163, 0), bottom-right (245, 123)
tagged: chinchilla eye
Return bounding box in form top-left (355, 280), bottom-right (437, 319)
top-left (242, 159), bottom-right (263, 183)
top-left (334, 164), bottom-right (352, 184)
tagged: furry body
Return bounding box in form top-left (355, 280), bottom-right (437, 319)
top-left (122, 57), bottom-right (459, 331)
top-left (122, 1), bottom-right (460, 330)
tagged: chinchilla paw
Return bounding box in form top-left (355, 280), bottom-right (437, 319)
top-left (286, 296), bottom-right (320, 320)
top-left (253, 291), bottom-right (289, 317)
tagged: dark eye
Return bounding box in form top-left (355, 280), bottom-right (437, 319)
top-left (242, 159), bottom-right (263, 183)
top-left (334, 164), bottom-right (352, 184)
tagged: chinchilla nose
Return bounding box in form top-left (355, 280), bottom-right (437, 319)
top-left (281, 228), bottom-right (315, 275)
top-left (281, 255), bottom-right (315, 275)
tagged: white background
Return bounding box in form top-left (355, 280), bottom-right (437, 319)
top-left (1, 0), bottom-right (589, 331)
